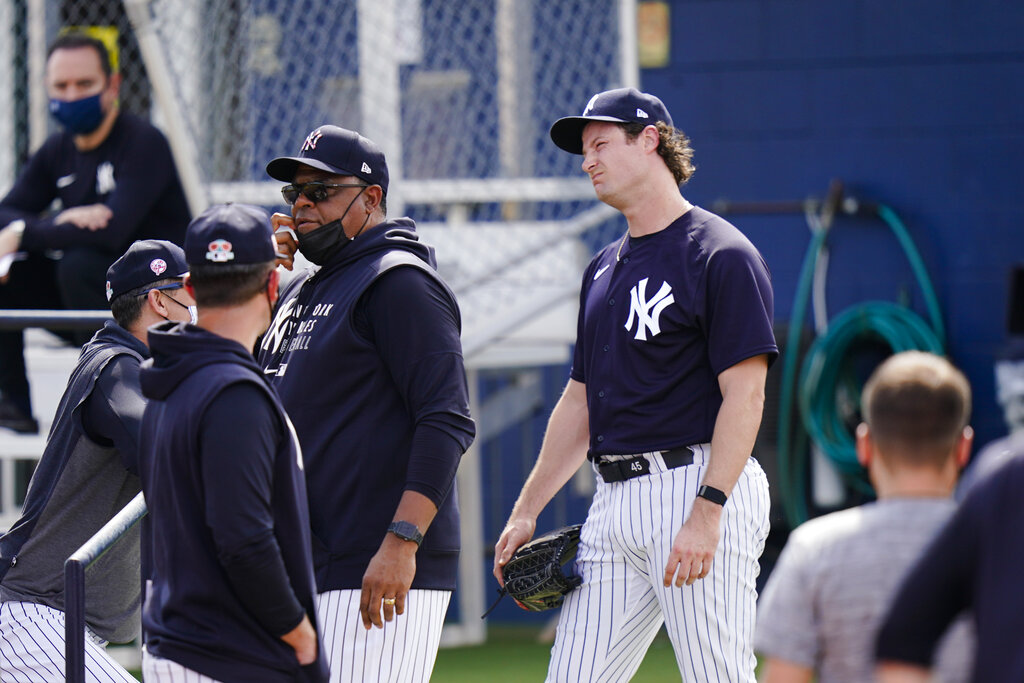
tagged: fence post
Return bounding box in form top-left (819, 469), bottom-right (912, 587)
top-left (64, 492), bottom-right (148, 683)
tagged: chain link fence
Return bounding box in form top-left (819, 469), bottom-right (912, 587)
top-left (1, 0), bottom-right (638, 647)
top-left (1, 0), bottom-right (635, 360)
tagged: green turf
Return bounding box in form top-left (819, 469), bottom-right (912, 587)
top-left (130, 624), bottom-right (758, 681)
top-left (433, 624), bottom-right (683, 682)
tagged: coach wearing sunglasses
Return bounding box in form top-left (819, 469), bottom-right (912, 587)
top-left (258, 125), bottom-right (475, 682)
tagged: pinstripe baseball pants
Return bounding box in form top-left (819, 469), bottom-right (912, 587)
top-left (546, 446), bottom-right (771, 683)
top-left (316, 589), bottom-right (450, 683)
top-left (142, 649), bottom-right (222, 682)
top-left (0, 601), bottom-right (137, 683)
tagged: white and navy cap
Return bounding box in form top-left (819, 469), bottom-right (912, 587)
top-left (105, 239), bottom-right (188, 303)
top-left (549, 87), bottom-right (673, 154)
top-left (266, 124), bottom-right (389, 194)
top-left (184, 203), bottom-right (276, 267)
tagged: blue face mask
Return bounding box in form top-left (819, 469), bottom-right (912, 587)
top-left (48, 93), bottom-right (105, 135)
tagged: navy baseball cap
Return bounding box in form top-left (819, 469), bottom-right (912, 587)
top-left (549, 87), bottom-right (673, 154)
top-left (105, 239), bottom-right (188, 303)
top-left (184, 203), bottom-right (276, 266)
top-left (266, 125), bottom-right (389, 195)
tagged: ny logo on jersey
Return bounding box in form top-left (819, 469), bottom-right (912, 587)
top-left (95, 162), bottom-right (115, 195)
top-left (261, 296), bottom-right (299, 355)
top-left (624, 277), bottom-right (674, 341)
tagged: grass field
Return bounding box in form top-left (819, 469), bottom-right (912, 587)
top-left (434, 624), bottom-right (687, 682)
top-left (131, 624), bottom-right (759, 680)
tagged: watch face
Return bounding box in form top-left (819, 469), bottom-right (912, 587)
top-left (389, 521), bottom-right (422, 544)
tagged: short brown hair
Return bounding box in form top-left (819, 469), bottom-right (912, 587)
top-left (48, 32), bottom-right (112, 78)
top-left (861, 351), bottom-right (971, 466)
top-left (188, 262), bottom-right (274, 308)
top-left (622, 121), bottom-right (696, 185)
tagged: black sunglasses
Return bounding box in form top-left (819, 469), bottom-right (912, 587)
top-left (280, 181), bottom-right (367, 206)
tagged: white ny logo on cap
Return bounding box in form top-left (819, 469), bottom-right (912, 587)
top-left (302, 129), bottom-right (323, 151)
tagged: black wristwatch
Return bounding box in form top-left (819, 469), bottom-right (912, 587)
top-left (387, 521), bottom-right (423, 546)
top-left (696, 485), bottom-right (728, 506)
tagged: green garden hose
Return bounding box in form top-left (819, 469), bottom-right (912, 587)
top-left (776, 203), bottom-right (945, 526)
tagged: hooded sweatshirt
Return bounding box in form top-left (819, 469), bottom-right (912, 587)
top-left (258, 218), bottom-right (475, 592)
top-left (139, 323), bottom-right (327, 682)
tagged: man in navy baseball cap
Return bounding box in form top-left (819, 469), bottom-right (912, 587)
top-left (0, 236), bottom-right (195, 682)
top-left (105, 239), bottom-right (189, 303)
top-left (549, 87), bottom-right (673, 154)
top-left (497, 83), bottom-right (777, 683)
top-left (139, 201), bottom-right (327, 681)
top-left (183, 203), bottom-right (277, 267)
top-left (266, 125), bottom-right (389, 194)
top-left (257, 122), bottom-right (475, 682)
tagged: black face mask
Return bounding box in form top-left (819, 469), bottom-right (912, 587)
top-left (295, 187), bottom-right (370, 266)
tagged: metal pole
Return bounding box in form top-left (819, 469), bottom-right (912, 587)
top-left (619, 0), bottom-right (639, 88)
top-left (123, 0), bottom-right (207, 217)
top-left (64, 492), bottom-right (148, 683)
top-left (0, 309), bottom-right (112, 330)
top-left (357, 0), bottom-right (404, 217)
top-left (27, 0), bottom-right (49, 152)
top-left (64, 558), bottom-right (86, 683)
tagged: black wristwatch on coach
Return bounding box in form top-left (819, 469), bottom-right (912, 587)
top-left (387, 520), bottom-right (423, 546)
top-left (696, 485), bottom-right (728, 506)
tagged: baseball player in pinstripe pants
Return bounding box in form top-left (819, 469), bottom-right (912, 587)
top-left (494, 88), bottom-right (777, 682)
top-left (0, 240), bottom-right (194, 683)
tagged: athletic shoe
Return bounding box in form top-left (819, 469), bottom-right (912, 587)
top-left (0, 396), bottom-right (39, 434)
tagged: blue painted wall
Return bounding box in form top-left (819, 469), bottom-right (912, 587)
top-left (642, 0), bottom-right (1024, 449)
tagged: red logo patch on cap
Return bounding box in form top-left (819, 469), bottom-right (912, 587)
top-left (206, 239), bottom-right (235, 262)
top-left (149, 258), bottom-right (167, 276)
top-left (105, 280), bottom-right (113, 302)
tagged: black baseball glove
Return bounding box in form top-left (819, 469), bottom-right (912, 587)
top-left (485, 524), bottom-right (583, 616)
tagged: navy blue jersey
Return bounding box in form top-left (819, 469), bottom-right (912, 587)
top-left (258, 219), bottom-right (475, 592)
top-left (571, 206), bottom-right (777, 456)
top-left (140, 323), bottom-right (327, 682)
top-left (0, 112), bottom-right (189, 254)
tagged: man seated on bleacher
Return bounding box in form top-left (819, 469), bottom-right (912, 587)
top-left (0, 31), bottom-right (189, 433)
top-left (0, 239), bottom-right (193, 682)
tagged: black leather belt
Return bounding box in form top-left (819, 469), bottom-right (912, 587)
top-left (596, 447), bottom-right (694, 483)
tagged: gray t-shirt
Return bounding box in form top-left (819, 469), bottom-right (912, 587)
top-left (755, 498), bottom-right (974, 683)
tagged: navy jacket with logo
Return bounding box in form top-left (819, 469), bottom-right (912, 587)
top-left (259, 218), bottom-right (475, 592)
top-left (140, 323), bottom-right (327, 682)
top-left (0, 112), bottom-right (189, 255)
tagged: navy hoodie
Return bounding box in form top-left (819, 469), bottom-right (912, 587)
top-left (258, 218), bottom-right (475, 592)
top-left (140, 323), bottom-right (327, 682)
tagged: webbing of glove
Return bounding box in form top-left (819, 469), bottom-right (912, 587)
top-left (502, 524), bottom-right (583, 612)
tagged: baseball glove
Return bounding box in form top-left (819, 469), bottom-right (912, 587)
top-left (488, 524), bottom-right (583, 615)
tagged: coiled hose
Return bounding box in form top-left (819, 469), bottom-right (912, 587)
top-left (777, 204), bottom-right (946, 526)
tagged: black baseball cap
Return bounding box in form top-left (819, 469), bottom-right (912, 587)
top-left (549, 87), bottom-right (674, 154)
top-left (184, 203), bottom-right (276, 266)
top-left (266, 125), bottom-right (389, 195)
top-left (105, 239), bottom-right (188, 303)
